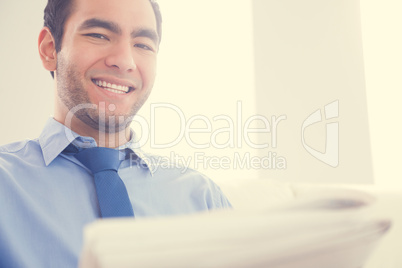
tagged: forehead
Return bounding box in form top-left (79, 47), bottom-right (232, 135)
top-left (68, 0), bottom-right (156, 32)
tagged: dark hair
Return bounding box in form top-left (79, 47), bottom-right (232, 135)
top-left (43, 0), bottom-right (162, 77)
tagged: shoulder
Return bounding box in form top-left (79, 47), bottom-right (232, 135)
top-left (183, 168), bottom-right (232, 209)
top-left (142, 152), bottom-right (232, 209)
top-left (0, 139), bottom-right (42, 168)
top-left (0, 139), bottom-right (40, 154)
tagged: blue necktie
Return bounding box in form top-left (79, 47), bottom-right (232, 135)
top-left (74, 147), bottom-right (134, 218)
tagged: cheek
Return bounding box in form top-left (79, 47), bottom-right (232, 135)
top-left (69, 44), bottom-right (105, 74)
top-left (137, 56), bottom-right (157, 86)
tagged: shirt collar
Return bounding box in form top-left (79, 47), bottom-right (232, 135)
top-left (38, 118), bottom-right (154, 175)
top-left (117, 131), bottom-right (155, 176)
top-left (39, 118), bottom-right (80, 166)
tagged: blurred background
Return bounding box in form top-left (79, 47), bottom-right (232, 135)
top-left (0, 0), bottom-right (400, 187)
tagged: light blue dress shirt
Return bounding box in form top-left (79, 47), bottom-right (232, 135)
top-left (0, 118), bottom-right (231, 268)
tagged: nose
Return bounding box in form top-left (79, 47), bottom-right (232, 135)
top-left (104, 42), bottom-right (136, 72)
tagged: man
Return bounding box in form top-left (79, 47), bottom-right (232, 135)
top-left (0, 0), bottom-right (231, 267)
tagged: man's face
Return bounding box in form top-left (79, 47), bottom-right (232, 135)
top-left (55, 0), bottom-right (158, 133)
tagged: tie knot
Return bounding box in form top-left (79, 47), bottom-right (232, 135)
top-left (75, 147), bottom-right (121, 174)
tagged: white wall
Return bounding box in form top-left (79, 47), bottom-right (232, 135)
top-left (252, 0), bottom-right (374, 184)
top-left (0, 0), bottom-right (52, 143)
top-left (138, 0), bottom-right (258, 180)
top-left (360, 0), bottom-right (402, 187)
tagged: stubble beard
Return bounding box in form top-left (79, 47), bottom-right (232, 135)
top-left (56, 56), bottom-right (151, 135)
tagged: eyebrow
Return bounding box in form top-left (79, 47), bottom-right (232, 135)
top-left (78, 18), bottom-right (159, 44)
top-left (131, 28), bottom-right (159, 45)
top-left (79, 18), bottom-right (121, 35)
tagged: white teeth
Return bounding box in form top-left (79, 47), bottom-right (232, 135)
top-left (94, 80), bottom-right (131, 93)
top-left (104, 87), bottom-right (125, 94)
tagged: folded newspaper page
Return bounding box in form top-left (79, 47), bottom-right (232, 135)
top-left (79, 189), bottom-right (391, 268)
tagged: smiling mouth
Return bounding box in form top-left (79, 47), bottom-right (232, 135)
top-left (92, 79), bottom-right (135, 94)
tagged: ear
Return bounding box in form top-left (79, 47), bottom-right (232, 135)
top-left (38, 27), bottom-right (57, 72)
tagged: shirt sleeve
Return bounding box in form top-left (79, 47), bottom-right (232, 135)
top-left (214, 185), bottom-right (233, 209)
top-left (204, 175), bottom-right (233, 210)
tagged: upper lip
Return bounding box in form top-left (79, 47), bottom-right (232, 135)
top-left (91, 76), bottom-right (137, 90)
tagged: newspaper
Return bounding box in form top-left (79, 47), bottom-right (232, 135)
top-left (79, 189), bottom-right (391, 268)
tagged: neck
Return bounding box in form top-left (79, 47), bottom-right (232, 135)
top-left (54, 104), bottom-right (131, 149)
top-left (81, 125), bottom-right (131, 148)
top-left (56, 115), bottom-right (132, 148)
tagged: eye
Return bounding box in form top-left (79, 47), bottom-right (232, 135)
top-left (84, 33), bottom-right (109, 40)
top-left (134, 43), bottom-right (154, 51)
